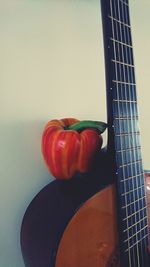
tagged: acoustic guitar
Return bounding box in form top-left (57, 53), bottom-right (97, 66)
top-left (21, 0), bottom-right (150, 266)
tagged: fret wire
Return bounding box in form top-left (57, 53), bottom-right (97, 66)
top-left (112, 80), bottom-right (136, 85)
top-left (108, 15), bottom-right (131, 28)
top-left (120, 159), bottom-right (142, 168)
top-left (118, 165), bottom-right (143, 180)
top-left (110, 37), bottom-right (132, 48)
top-left (115, 132), bottom-right (140, 137)
top-left (117, 143), bottom-right (140, 155)
top-left (116, 135), bottom-right (140, 151)
top-left (112, 59), bottom-right (134, 67)
top-left (116, 132), bottom-right (140, 136)
top-left (124, 234), bottom-right (149, 253)
top-left (114, 116), bottom-right (138, 120)
top-left (118, 162), bottom-right (143, 177)
top-left (120, 172), bottom-right (144, 183)
top-left (124, 225), bottom-right (148, 243)
top-left (116, 146), bottom-right (141, 153)
top-left (119, 158), bottom-right (142, 167)
top-left (123, 215), bottom-right (147, 232)
top-left (113, 99), bottom-right (137, 103)
top-left (114, 119), bottom-right (140, 134)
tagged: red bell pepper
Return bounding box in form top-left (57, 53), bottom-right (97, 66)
top-left (42, 118), bottom-right (107, 180)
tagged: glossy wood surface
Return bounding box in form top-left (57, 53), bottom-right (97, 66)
top-left (56, 174), bottom-right (150, 267)
top-left (55, 184), bottom-right (119, 267)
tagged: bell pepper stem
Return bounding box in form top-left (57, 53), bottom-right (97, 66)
top-left (67, 120), bottom-right (107, 134)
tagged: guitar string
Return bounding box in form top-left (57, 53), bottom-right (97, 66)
top-left (123, 1), bottom-right (149, 263)
top-left (109, 1), bottom-right (131, 266)
top-left (123, 1), bottom-right (148, 263)
top-left (120, 0), bottom-right (143, 264)
top-left (118, 1), bottom-right (141, 266)
top-left (128, 0), bottom-right (149, 252)
top-left (116, 1), bottom-right (141, 266)
top-left (123, 0), bottom-right (148, 264)
top-left (115, 1), bottom-right (139, 266)
top-left (114, 1), bottom-right (137, 266)
top-left (122, 2), bottom-right (144, 265)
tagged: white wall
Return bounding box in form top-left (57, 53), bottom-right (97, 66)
top-left (0, 1), bottom-right (150, 267)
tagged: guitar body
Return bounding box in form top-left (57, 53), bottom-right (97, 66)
top-left (21, 171), bottom-right (150, 267)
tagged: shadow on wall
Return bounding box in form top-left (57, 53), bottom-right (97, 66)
top-left (0, 120), bottom-right (53, 267)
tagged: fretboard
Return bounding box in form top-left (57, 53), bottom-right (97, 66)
top-left (100, 1), bottom-right (149, 266)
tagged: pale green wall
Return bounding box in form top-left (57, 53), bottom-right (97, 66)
top-left (130, 1), bottom-right (150, 170)
top-left (0, 1), bottom-right (150, 267)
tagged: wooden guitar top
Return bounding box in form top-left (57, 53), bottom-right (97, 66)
top-left (55, 184), bottom-right (119, 267)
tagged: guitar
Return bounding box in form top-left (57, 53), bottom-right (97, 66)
top-left (21, 0), bottom-right (150, 267)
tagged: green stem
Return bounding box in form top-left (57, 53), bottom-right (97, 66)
top-left (67, 120), bottom-right (107, 134)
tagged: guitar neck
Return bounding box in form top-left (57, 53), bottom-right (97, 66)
top-left (100, 0), bottom-right (149, 266)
